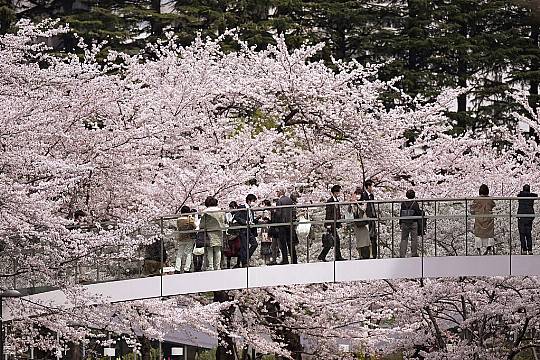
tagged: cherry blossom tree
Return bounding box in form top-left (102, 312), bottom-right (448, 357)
top-left (2, 18), bottom-right (540, 359)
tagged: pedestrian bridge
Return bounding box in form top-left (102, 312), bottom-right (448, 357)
top-left (5, 195), bottom-right (540, 320)
top-left (8, 254), bottom-right (539, 320)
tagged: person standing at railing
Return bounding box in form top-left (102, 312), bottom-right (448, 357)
top-left (399, 190), bottom-right (421, 258)
top-left (360, 180), bottom-right (378, 259)
top-left (318, 185), bottom-right (345, 262)
top-left (471, 184), bottom-right (496, 255)
top-left (234, 194), bottom-right (259, 267)
top-left (517, 184), bottom-right (538, 255)
top-left (143, 236), bottom-right (167, 276)
top-left (174, 206), bottom-right (196, 274)
top-left (259, 199), bottom-right (274, 265)
top-left (199, 196), bottom-right (226, 271)
top-left (276, 189), bottom-right (298, 264)
top-left (349, 187), bottom-right (370, 259)
top-left (223, 201), bottom-right (241, 269)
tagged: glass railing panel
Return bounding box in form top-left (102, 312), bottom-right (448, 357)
top-left (6, 197), bottom-right (540, 297)
top-left (427, 199), bottom-right (467, 256)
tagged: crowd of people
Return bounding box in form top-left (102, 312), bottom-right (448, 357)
top-left (143, 181), bottom-right (538, 275)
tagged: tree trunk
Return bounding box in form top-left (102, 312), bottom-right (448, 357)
top-left (61, 0), bottom-right (74, 12)
top-left (150, 0), bottom-right (162, 36)
top-left (530, 22), bottom-right (539, 110)
top-left (141, 337), bottom-right (152, 360)
top-left (214, 291), bottom-right (236, 360)
top-left (336, 26), bottom-right (347, 60)
top-left (457, 21), bottom-right (468, 113)
top-left (406, 0), bottom-right (429, 97)
top-left (0, 4), bottom-right (15, 35)
top-left (67, 342), bottom-right (82, 360)
top-left (264, 295), bottom-right (303, 360)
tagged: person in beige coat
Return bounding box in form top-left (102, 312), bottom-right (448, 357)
top-left (471, 184), bottom-right (496, 255)
top-left (199, 196), bottom-right (226, 270)
top-left (175, 205), bottom-right (196, 273)
top-left (349, 188), bottom-right (371, 259)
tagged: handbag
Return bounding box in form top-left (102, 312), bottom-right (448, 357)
top-left (192, 247), bottom-right (204, 256)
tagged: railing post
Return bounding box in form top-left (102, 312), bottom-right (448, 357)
top-left (333, 203), bottom-right (337, 282)
top-left (246, 214), bottom-right (250, 288)
top-left (421, 200), bottom-right (424, 279)
top-left (306, 207), bottom-right (310, 263)
top-left (509, 199), bottom-right (512, 275)
top-left (96, 251), bottom-right (100, 282)
top-left (377, 203), bottom-right (381, 259)
top-left (11, 259), bottom-right (16, 290)
top-left (348, 205), bottom-right (352, 260)
top-left (465, 199), bottom-right (469, 256)
top-left (421, 201), bottom-right (425, 259)
top-left (434, 201), bottom-right (438, 257)
top-left (290, 205), bottom-right (294, 264)
top-left (391, 202), bottom-right (395, 258)
top-left (160, 217), bottom-right (164, 298)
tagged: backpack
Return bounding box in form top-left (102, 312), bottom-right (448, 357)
top-left (400, 202), bottom-right (416, 221)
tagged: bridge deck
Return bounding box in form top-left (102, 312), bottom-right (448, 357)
top-left (7, 255), bottom-right (539, 320)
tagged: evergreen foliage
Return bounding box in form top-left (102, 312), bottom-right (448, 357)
top-left (2, 0), bottom-right (539, 128)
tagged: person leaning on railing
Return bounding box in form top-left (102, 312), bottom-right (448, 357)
top-left (471, 184), bottom-right (496, 255)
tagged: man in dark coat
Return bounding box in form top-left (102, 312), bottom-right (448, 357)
top-left (360, 179), bottom-right (378, 259)
top-left (318, 185), bottom-right (345, 262)
top-left (234, 194), bottom-right (259, 267)
top-left (275, 189), bottom-right (297, 264)
top-left (517, 184), bottom-right (538, 255)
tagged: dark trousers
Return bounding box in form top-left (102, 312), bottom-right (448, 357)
top-left (518, 218), bottom-right (534, 252)
top-left (358, 246), bottom-right (370, 259)
top-left (279, 226), bottom-right (297, 264)
top-left (192, 255), bottom-right (204, 272)
top-left (318, 229), bottom-right (343, 261)
top-left (239, 231), bottom-right (258, 266)
top-left (369, 221), bottom-right (378, 259)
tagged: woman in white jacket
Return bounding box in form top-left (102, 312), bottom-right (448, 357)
top-left (199, 196), bottom-right (226, 271)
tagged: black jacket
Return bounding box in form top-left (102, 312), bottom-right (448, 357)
top-left (517, 191), bottom-right (538, 215)
top-left (234, 205), bottom-right (258, 237)
top-left (276, 195), bottom-right (295, 223)
top-left (325, 197), bottom-right (342, 230)
top-left (360, 191), bottom-right (377, 220)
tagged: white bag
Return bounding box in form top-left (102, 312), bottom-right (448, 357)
top-left (193, 247), bottom-right (204, 256)
top-left (296, 216), bottom-right (311, 238)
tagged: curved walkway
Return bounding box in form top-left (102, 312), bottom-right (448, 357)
top-left (7, 255), bottom-right (540, 320)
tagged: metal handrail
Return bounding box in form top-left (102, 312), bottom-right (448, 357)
top-left (4, 196), bottom-right (538, 294)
